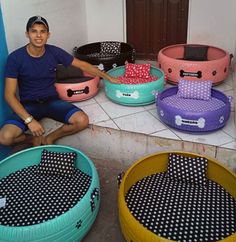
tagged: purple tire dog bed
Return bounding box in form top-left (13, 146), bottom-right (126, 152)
top-left (156, 87), bottom-right (231, 132)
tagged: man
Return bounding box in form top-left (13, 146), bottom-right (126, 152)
top-left (0, 16), bottom-right (119, 147)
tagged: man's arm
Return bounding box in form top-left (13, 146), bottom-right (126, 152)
top-left (5, 77), bottom-right (45, 136)
top-left (71, 58), bottom-right (120, 84)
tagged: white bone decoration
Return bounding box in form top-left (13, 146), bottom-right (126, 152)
top-left (116, 90), bottom-right (139, 99)
top-left (175, 115), bottom-right (205, 128)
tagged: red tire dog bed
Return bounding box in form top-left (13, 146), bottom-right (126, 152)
top-left (158, 44), bottom-right (231, 85)
top-left (55, 65), bottom-right (100, 102)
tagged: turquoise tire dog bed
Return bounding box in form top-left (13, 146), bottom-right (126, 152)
top-left (0, 145), bottom-right (100, 242)
top-left (103, 65), bottom-right (165, 106)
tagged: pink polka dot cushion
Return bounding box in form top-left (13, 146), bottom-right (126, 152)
top-left (124, 63), bottom-right (151, 79)
top-left (177, 79), bottom-right (212, 100)
top-left (118, 75), bottom-right (157, 84)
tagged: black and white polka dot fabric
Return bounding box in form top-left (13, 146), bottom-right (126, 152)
top-left (125, 172), bottom-right (236, 242)
top-left (0, 165), bottom-right (91, 226)
top-left (100, 42), bottom-right (121, 55)
top-left (166, 153), bottom-right (208, 186)
top-left (37, 149), bottom-right (77, 177)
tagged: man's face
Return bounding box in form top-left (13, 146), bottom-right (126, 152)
top-left (26, 23), bottom-right (50, 48)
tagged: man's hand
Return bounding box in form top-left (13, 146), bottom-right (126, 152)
top-left (27, 119), bottom-right (45, 137)
top-left (71, 58), bottom-right (122, 84)
top-left (108, 76), bottom-right (121, 84)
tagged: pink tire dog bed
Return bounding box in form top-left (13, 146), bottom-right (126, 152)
top-left (55, 65), bottom-right (100, 102)
top-left (158, 44), bottom-right (231, 85)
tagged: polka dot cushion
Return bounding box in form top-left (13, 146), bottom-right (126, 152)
top-left (124, 63), bottom-right (151, 79)
top-left (166, 153), bottom-right (208, 186)
top-left (118, 75), bottom-right (157, 84)
top-left (100, 42), bottom-right (121, 55)
top-left (0, 165), bottom-right (91, 226)
top-left (125, 172), bottom-right (236, 242)
top-left (163, 95), bottom-right (225, 112)
top-left (177, 79), bottom-right (212, 101)
top-left (37, 149), bottom-right (77, 177)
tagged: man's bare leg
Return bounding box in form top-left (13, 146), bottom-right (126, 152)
top-left (0, 124), bottom-right (42, 147)
top-left (0, 111), bottom-right (89, 147)
top-left (42, 111), bottom-right (89, 145)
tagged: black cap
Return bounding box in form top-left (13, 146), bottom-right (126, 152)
top-left (26, 16), bottom-right (49, 31)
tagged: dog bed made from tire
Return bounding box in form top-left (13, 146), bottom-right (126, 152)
top-left (103, 65), bottom-right (165, 106)
top-left (0, 145), bottom-right (100, 242)
top-left (73, 41), bottom-right (135, 71)
top-left (155, 87), bottom-right (231, 132)
top-left (158, 44), bottom-right (231, 85)
top-left (55, 65), bottom-right (100, 102)
top-left (118, 151), bottom-right (236, 242)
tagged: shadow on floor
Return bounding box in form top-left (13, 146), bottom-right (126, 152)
top-left (82, 158), bottom-right (127, 242)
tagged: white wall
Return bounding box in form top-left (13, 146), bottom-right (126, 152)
top-left (1, 0), bottom-right (236, 61)
top-left (84, 0), bottom-right (236, 56)
top-left (187, 0), bottom-right (236, 55)
top-left (1, 0), bottom-right (87, 54)
top-left (85, 0), bottom-right (125, 43)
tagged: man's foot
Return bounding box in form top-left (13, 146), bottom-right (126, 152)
top-left (32, 136), bottom-right (44, 147)
top-left (41, 136), bottom-right (54, 145)
top-left (11, 135), bottom-right (46, 154)
top-left (11, 143), bottom-right (32, 154)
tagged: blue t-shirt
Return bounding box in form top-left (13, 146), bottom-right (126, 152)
top-left (5, 44), bottom-right (74, 101)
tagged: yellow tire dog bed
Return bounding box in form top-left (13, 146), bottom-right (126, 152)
top-left (118, 151), bottom-right (236, 242)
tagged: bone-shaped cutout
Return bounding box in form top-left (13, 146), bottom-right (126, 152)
top-left (180, 70), bottom-right (202, 78)
top-left (67, 86), bottom-right (89, 97)
top-left (175, 115), bottom-right (205, 128)
top-left (116, 90), bottom-right (139, 99)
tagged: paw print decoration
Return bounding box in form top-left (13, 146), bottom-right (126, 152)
top-left (112, 63), bottom-right (117, 68)
top-left (98, 63), bottom-right (104, 71)
top-left (75, 220), bottom-right (82, 229)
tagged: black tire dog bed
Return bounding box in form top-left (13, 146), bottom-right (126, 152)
top-left (73, 41), bottom-right (135, 71)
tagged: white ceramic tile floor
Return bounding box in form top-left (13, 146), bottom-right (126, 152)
top-left (73, 69), bottom-right (236, 150)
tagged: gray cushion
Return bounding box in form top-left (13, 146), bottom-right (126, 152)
top-left (183, 45), bottom-right (208, 61)
top-left (56, 64), bottom-right (83, 80)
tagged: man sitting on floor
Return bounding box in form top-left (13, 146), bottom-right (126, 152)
top-left (0, 16), bottom-right (119, 147)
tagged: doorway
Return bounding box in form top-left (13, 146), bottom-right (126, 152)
top-left (126, 0), bottom-right (189, 60)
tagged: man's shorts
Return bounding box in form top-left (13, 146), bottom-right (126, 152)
top-left (3, 96), bottom-right (83, 131)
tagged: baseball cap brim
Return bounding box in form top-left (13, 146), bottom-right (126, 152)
top-left (26, 16), bottom-right (49, 31)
